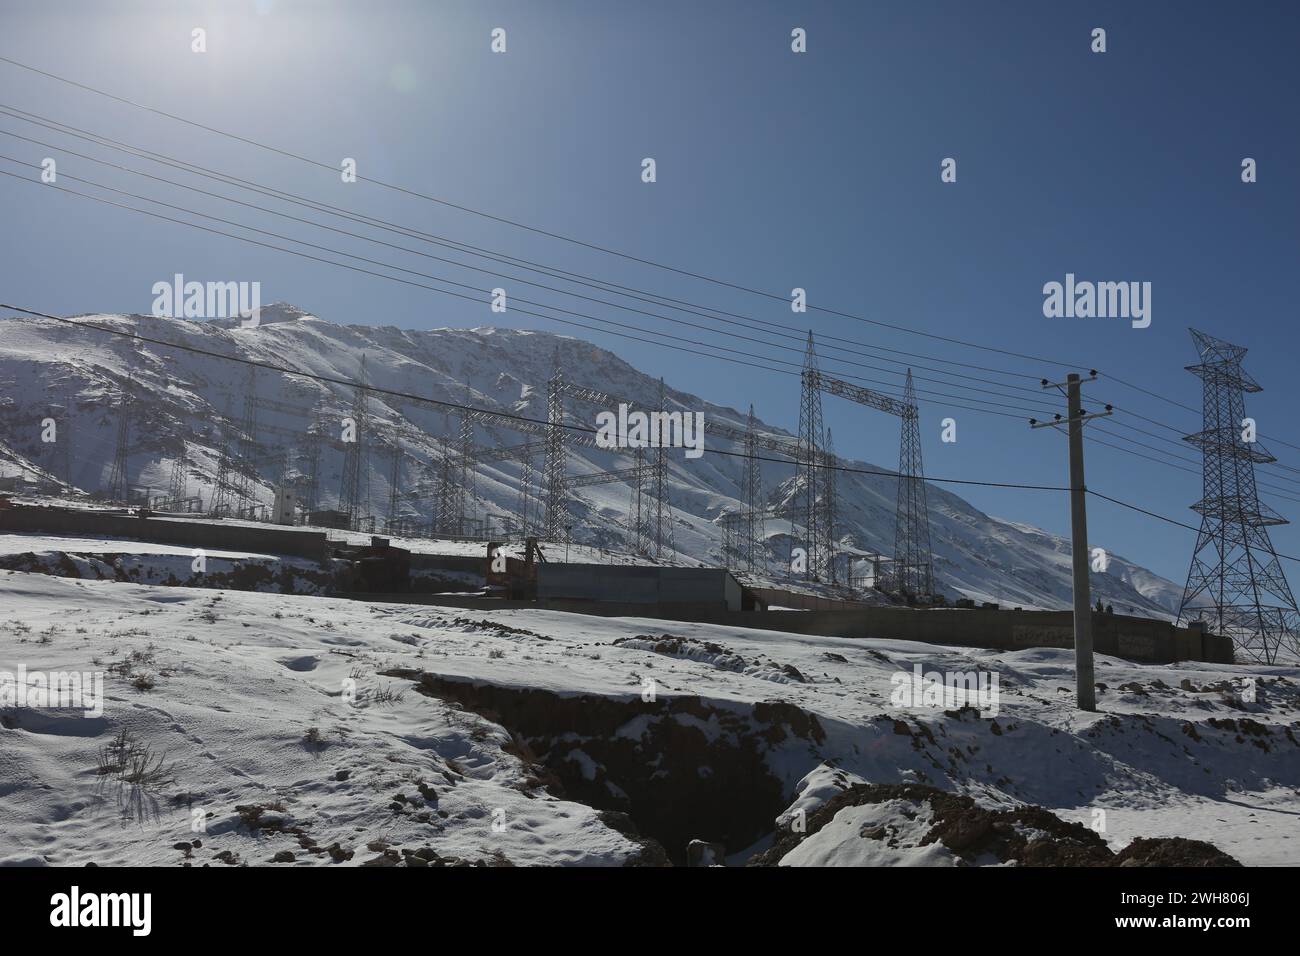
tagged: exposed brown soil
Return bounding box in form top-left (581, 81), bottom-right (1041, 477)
top-left (748, 782), bottom-right (1242, 867)
top-left (391, 669), bottom-right (824, 865)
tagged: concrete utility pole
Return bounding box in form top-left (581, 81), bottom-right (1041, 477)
top-left (1031, 372), bottom-right (1112, 712)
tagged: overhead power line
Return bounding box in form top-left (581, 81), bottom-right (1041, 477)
top-left (0, 161), bottom-right (1071, 426)
top-left (0, 104), bottom-right (1055, 392)
top-left (1087, 420), bottom-right (1300, 503)
top-left (0, 56), bottom-right (1102, 372)
top-left (10, 157), bottom-right (1296, 502)
top-left (0, 302), bottom-right (1072, 493)
top-left (6, 90), bottom-right (1299, 458)
top-left (8, 154), bottom-right (1300, 504)
top-left (1087, 489), bottom-right (1300, 566)
top-left (0, 133), bottom-right (1062, 414)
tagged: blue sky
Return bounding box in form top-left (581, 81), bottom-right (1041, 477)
top-left (1, 0), bottom-right (1298, 585)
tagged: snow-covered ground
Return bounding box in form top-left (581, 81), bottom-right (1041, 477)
top-left (2, 568), bottom-right (1295, 866)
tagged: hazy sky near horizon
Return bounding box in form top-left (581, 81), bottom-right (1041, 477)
top-left (1, 0), bottom-right (1298, 585)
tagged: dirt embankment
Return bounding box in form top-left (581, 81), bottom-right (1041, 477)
top-left (749, 782), bottom-right (1242, 867)
top-left (391, 669), bottom-right (825, 865)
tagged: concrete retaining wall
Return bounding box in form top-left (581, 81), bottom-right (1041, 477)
top-left (537, 564), bottom-right (743, 611)
top-left (0, 505), bottom-right (330, 561)
top-left (704, 606), bottom-right (1233, 665)
top-left (0, 504), bottom-right (1229, 665)
top-left (340, 592), bottom-right (1232, 665)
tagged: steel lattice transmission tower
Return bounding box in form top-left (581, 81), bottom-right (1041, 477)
top-left (629, 445), bottom-right (651, 556)
top-left (517, 446), bottom-right (537, 539)
top-left (1176, 329), bottom-right (1300, 663)
top-left (893, 370), bottom-right (934, 597)
top-left (456, 401), bottom-right (475, 535)
top-left (302, 405), bottom-right (323, 515)
top-left (651, 377), bottom-right (677, 560)
top-left (167, 436), bottom-right (188, 507)
top-left (543, 355), bottom-right (569, 542)
top-left (235, 367), bottom-right (259, 513)
top-left (824, 427), bottom-right (838, 585)
top-left (107, 372), bottom-right (133, 505)
top-left (385, 441), bottom-right (403, 534)
top-left (338, 354), bottom-right (370, 530)
top-left (796, 333), bottom-right (828, 580)
top-left (434, 434), bottom-right (456, 535)
top-left (211, 403), bottom-right (235, 517)
top-left (742, 404), bottom-right (766, 572)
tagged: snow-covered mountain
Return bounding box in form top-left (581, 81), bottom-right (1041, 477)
top-left (0, 304), bottom-right (1181, 616)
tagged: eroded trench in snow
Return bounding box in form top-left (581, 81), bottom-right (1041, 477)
top-left (390, 671), bottom-right (821, 863)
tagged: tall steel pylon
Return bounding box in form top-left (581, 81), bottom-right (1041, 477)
top-left (543, 355), bottom-right (569, 542)
top-left (338, 354), bottom-right (369, 530)
top-left (386, 441), bottom-right (403, 534)
top-left (434, 434), bottom-right (456, 535)
top-left (721, 510), bottom-right (741, 570)
top-left (1176, 329), bottom-right (1300, 663)
top-left (651, 377), bottom-right (676, 561)
top-left (211, 403), bottom-right (235, 516)
top-left (167, 436), bottom-right (188, 507)
top-left (796, 333), bottom-right (828, 580)
top-left (302, 405), bottom-right (323, 514)
top-left (107, 373), bottom-right (133, 504)
top-left (893, 370), bottom-right (933, 597)
top-left (517, 445), bottom-right (536, 538)
top-left (824, 426), bottom-right (838, 585)
top-left (742, 403), bottom-right (765, 571)
top-left (235, 366), bottom-right (259, 512)
top-left (456, 400), bottom-right (475, 535)
top-left (629, 444), bottom-right (651, 555)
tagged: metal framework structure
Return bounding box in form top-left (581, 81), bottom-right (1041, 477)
top-left (235, 367), bottom-right (259, 509)
top-left (302, 407), bottom-right (324, 514)
top-left (385, 441), bottom-right (403, 533)
top-left (166, 435), bottom-right (187, 506)
top-left (107, 373), bottom-right (132, 504)
top-left (799, 334), bottom-right (934, 596)
top-left (823, 427), bottom-right (838, 584)
top-left (741, 403), bottom-right (765, 571)
top-left (454, 404), bottom-right (475, 534)
top-left (629, 445), bottom-right (650, 555)
top-left (434, 434), bottom-right (456, 534)
top-left (796, 333), bottom-right (828, 580)
top-left (543, 360), bottom-right (568, 541)
top-left (1176, 329), bottom-right (1300, 663)
top-left (338, 354), bottom-right (370, 530)
top-left (517, 444), bottom-right (537, 537)
top-left (891, 371), bottom-right (934, 597)
top-left (722, 503), bottom-right (799, 572)
top-left (720, 509), bottom-right (744, 570)
top-left (650, 378), bottom-right (676, 560)
top-left (210, 404), bottom-right (236, 516)
top-left (533, 369), bottom-right (677, 555)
